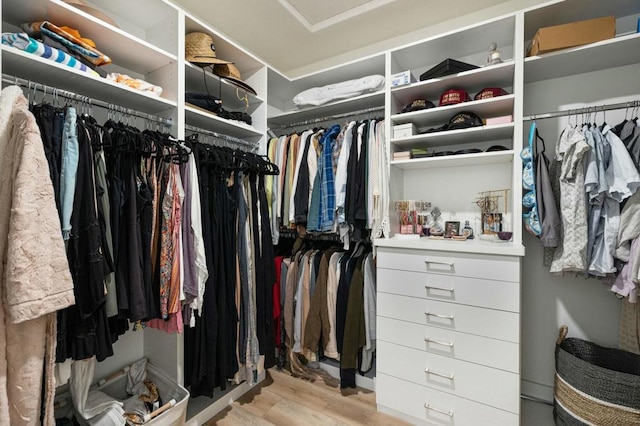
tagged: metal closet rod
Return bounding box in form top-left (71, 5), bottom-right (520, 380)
top-left (184, 124), bottom-right (257, 150)
top-left (273, 105), bottom-right (385, 130)
top-left (523, 100), bottom-right (640, 122)
top-left (1, 73), bottom-right (173, 126)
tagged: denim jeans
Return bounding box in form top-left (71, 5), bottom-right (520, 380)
top-left (60, 107), bottom-right (79, 240)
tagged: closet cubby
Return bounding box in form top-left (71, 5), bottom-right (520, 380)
top-left (517, 0), bottom-right (640, 411)
top-left (384, 13), bottom-right (520, 247)
top-left (523, 0), bottom-right (640, 83)
top-left (183, 12), bottom-right (268, 147)
top-left (0, 1), bottom-right (273, 424)
top-left (390, 61), bottom-right (515, 114)
top-left (1, 0), bottom-right (180, 116)
top-left (267, 53), bottom-right (385, 129)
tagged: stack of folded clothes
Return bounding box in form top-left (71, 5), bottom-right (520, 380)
top-left (2, 21), bottom-right (165, 97)
top-left (1, 31), bottom-right (100, 76)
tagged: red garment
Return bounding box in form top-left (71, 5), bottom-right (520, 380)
top-left (273, 256), bottom-right (284, 348)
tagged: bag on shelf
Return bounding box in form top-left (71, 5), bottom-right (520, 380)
top-left (554, 326), bottom-right (640, 425)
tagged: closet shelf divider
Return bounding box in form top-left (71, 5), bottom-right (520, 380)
top-left (184, 104), bottom-right (263, 139)
top-left (391, 95), bottom-right (515, 127)
top-left (390, 61), bottom-right (515, 105)
top-left (391, 150), bottom-right (514, 170)
top-left (391, 122), bottom-right (514, 147)
top-left (3, 0), bottom-right (178, 75)
top-left (268, 91), bottom-right (385, 128)
top-left (524, 32), bottom-right (640, 83)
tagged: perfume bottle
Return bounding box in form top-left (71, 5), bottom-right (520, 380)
top-left (462, 220), bottom-right (474, 239)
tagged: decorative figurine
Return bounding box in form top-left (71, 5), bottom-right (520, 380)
top-left (486, 42), bottom-right (503, 66)
top-left (429, 207), bottom-right (444, 236)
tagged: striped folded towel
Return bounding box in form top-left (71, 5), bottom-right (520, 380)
top-left (2, 32), bottom-right (99, 76)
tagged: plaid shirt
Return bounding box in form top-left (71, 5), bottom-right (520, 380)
top-left (319, 125), bottom-right (341, 231)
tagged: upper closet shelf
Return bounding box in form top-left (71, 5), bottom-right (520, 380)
top-left (2, 0), bottom-right (177, 75)
top-left (391, 95), bottom-right (515, 128)
top-left (185, 104), bottom-right (262, 140)
top-left (391, 122), bottom-right (514, 148)
top-left (391, 62), bottom-right (515, 106)
top-left (2, 46), bottom-right (176, 113)
top-left (524, 32), bottom-right (640, 83)
top-left (267, 90), bottom-right (385, 128)
top-left (391, 150), bottom-right (513, 170)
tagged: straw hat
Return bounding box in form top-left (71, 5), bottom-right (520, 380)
top-left (185, 32), bottom-right (233, 65)
top-left (62, 0), bottom-right (119, 28)
top-left (213, 63), bottom-right (256, 95)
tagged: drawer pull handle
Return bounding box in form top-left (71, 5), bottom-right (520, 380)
top-left (425, 337), bottom-right (454, 347)
top-left (425, 285), bottom-right (454, 292)
top-left (425, 403), bottom-right (454, 417)
top-left (424, 260), bottom-right (454, 267)
top-left (425, 368), bottom-right (454, 380)
top-left (425, 312), bottom-right (454, 320)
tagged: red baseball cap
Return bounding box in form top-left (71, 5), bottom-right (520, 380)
top-left (439, 89), bottom-right (471, 106)
top-left (474, 87), bottom-right (509, 100)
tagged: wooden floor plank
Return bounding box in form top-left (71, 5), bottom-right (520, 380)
top-left (206, 368), bottom-right (409, 426)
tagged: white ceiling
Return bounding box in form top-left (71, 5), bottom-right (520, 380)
top-left (172, 0), bottom-right (513, 77)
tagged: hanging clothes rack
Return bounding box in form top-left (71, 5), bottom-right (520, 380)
top-left (184, 124), bottom-right (258, 151)
top-left (523, 100), bottom-right (640, 122)
top-left (269, 105), bottom-right (385, 131)
top-left (1, 73), bottom-right (173, 126)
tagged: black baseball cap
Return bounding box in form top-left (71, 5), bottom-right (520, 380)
top-left (446, 111), bottom-right (484, 130)
top-left (400, 99), bottom-right (436, 113)
top-left (421, 111), bottom-right (484, 134)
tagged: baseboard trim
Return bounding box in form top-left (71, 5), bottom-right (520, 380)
top-left (185, 371), bottom-right (266, 426)
top-left (318, 361), bottom-right (376, 391)
top-left (521, 379), bottom-right (553, 404)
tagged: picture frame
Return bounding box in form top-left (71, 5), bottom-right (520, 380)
top-left (482, 212), bottom-right (503, 234)
top-left (444, 221), bottom-right (460, 238)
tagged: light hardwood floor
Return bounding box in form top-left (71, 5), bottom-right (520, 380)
top-left (205, 368), bottom-right (410, 425)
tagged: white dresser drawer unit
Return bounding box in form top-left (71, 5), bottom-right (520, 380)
top-left (377, 373), bottom-right (519, 426)
top-left (377, 316), bottom-right (519, 373)
top-left (377, 341), bottom-right (520, 413)
top-left (377, 268), bottom-right (520, 312)
top-left (377, 247), bottom-right (520, 282)
top-left (378, 293), bottom-right (519, 342)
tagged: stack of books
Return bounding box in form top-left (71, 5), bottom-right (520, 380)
top-left (410, 148), bottom-right (429, 159)
top-left (393, 150), bottom-right (411, 160)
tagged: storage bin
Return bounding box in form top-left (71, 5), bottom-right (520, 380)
top-left (57, 360), bottom-right (189, 426)
top-left (554, 326), bottom-right (640, 425)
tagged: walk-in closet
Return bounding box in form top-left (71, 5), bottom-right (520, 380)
top-left (1, 0), bottom-right (639, 425)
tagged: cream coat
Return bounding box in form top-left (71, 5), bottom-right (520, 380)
top-left (0, 86), bottom-right (75, 425)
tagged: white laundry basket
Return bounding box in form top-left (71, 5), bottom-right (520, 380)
top-left (59, 359), bottom-right (189, 426)
top-left (98, 361), bottom-right (189, 426)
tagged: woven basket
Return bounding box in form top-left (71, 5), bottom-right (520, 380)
top-left (554, 326), bottom-right (640, 425)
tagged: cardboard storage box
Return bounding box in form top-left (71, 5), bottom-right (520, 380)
top-left (527, 16), bottom-right (615, 56)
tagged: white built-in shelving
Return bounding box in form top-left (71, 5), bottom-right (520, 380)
top-left (391, 149), bottom-right (514, 170)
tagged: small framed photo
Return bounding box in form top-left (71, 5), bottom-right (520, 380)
top-left (444, 221), bottom-right (460, 238)
top-left (482, 213), bottom-right (503, 234)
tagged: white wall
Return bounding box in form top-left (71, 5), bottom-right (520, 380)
top-left (519, 62), bottom-right (640, 400)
